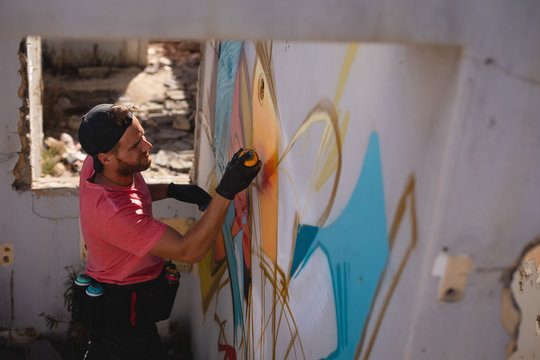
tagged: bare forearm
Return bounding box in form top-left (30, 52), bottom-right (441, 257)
top-left (149, 147), bottom-right (261, 262)
top-left (180, 194), bottom-right (231, 261)
top-left (148, 193), bottom-right (231, 262)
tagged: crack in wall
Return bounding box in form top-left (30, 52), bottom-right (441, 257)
top-left (465, 53), bottom-right (540, 88)
top-left (31, 193), bottom-right (79, 221)
top-left (475, 267), bottom-right (508, 273)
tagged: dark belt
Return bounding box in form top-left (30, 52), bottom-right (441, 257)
top-left (72, 269), bottom-right (180, 331)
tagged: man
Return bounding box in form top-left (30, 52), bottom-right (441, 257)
top-left (77, 104), bottom-right (260, 359)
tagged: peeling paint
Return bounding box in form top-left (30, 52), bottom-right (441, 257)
top-left (506, 237), bottom-right (540, 360)
top-left (12, 39), bottom-right (32, 190)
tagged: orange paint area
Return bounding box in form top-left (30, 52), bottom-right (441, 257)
top-left (252, 58), bottom-right (280, 263)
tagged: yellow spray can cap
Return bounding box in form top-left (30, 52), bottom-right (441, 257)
top-left (239, 149), bottom-right (259, 167)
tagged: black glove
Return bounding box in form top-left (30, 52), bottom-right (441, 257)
top-left (167, 183), bottom-right (212, 211)
top-left (216, 148), bottom-right (262, 200)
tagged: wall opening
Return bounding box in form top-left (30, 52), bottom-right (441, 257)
top-left (16, 37), bottom-right (202, 190)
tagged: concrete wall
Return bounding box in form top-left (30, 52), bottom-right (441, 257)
top-left (43, 39), bottom-right (148, 68)
top-left (0, 38), bottom-right (196, 336)
top-left (0, 0), bottom-right (539, 359)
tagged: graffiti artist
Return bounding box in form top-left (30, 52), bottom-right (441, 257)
top-left (75, 104), bottom-right (261, 359)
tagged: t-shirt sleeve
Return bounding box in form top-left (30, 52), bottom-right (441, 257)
top-left (103, 203), bottom-right (167, 257)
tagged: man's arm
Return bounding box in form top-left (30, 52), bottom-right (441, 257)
top-left (148, 193), bottom-right (230, 263)
top-left (147, 183), bottom-right (168, 201)
top-left (148, 148), bottom-right (261, 263)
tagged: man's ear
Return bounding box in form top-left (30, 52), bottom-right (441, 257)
top-left (97, 152), bottom-right (112, 167)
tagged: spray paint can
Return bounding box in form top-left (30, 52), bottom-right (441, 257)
top-left (85, 283), bottom-right (105, 330)
top-left (164, 263), bottom-right (180, 285)
top-left (72, 274), bottom-right (92, 324)
top-left (239, 149), bottom-right (259, 167)
top-left (155, 262), bottom-right (180, 322)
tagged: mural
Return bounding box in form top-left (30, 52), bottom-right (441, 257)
top-left (197, 41), bottom-right (421, 359)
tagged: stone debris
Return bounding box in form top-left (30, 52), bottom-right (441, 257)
top-left (153, 149), bottom-right (193, 172)
top-left (41, 41), bottom-right (201, 179)
top-left (157, 128), bottom-right (189, 140)
top-left (42, 133), bottom-right (86, 177)
top-left (167, 89), bottom-right (188, 101)
top-left (173, 116), bottom-right (191, 131)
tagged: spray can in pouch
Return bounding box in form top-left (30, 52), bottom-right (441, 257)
top-left (156, 262), bottom-right (180, 321)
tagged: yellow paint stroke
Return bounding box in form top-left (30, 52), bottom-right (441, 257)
top-left (334, 43), bottom-right (359, 106)
top-left (355, 175), bottom-right (418, 360)
top-left (199, 243), bottom-right (228, 313)
top-left (314, 111), bottom-right (350, 191)
top-left (278, 44), bottom-right (359, 229)
top-left (312, 43), bottom-right (358, 199)
top-left (278, 99), bottom-right (341, 227)
top-left (253, 254), bottom-right (305, 359)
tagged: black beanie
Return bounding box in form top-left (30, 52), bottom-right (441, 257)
top-left (78, 104), bottom-right (133, 172)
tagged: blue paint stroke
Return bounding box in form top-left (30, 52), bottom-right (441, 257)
top-left (290, 224), bottom-right (319, 278)
top-left (213, 41), bottom-right (247, 349)
top-left (214, 41), bottom-right (243, 176)
top-left (221, 202), bottom-right (246, 342)
top-left (291, 132), bottom-right (388, 359)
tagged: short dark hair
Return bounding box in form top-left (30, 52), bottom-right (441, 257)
top-left (109, 105), bottom-right (139, 127)
top-left (108, 105), bottom-right (139, 155)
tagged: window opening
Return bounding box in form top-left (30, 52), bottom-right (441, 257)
top-left (21, 37), bottom-right (201, 189)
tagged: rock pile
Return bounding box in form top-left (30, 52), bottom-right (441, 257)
top-left (41, 41), bottom-right (201, 179)
top-left (42, 133), bottom-right (86, 178)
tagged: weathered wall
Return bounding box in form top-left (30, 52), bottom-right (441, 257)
top-left (43, 39), bottom-right (148, 68)
top-left (0, 39), bottom-right (196, 335)
top-left (0, 0), bottom-right (539, 359)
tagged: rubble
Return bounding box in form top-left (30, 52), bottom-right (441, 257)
top-left (41, 41), bottom-right (201, 179)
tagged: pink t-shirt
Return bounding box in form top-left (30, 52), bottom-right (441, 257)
top-left (79, 156), bottom-right (166, 285)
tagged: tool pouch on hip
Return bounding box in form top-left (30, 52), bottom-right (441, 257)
top-left (70, 264), bottom-right (180, 331)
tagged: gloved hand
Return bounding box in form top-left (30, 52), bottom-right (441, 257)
top-left (216, 148), bottom-right (262, 200)
top-left (167, 183), bottom-right (212, 211)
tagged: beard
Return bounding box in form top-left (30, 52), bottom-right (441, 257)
top-left (114, 154), bottom-right (151, 177)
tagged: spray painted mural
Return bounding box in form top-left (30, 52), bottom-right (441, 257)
top-left (195, 41), bottom-right (458, 359)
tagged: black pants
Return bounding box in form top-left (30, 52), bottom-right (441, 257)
top-left (83, 323), bottom-right (164, 360)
